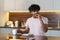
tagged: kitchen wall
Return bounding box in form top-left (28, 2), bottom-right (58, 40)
top-left (0, 12), bottom-right (9, 26)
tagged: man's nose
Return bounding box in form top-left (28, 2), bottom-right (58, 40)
top-left (34, 12), bottom-right (37, 14)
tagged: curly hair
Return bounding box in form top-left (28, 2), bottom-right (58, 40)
top-left (28, 4), bottom-right (40, 12)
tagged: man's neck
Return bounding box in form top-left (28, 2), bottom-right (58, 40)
top-left (32, 16), bottom-right (38, 18)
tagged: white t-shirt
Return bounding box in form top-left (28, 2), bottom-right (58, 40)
top-left (25, 16), bottom-right (48, 36)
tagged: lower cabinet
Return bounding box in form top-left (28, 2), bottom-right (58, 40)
top-left (46, 30), bottom-right (60, 36)
top-left (0, 28), bottom-right (60, 36)
top-left (0, 28), bottom-right (12, 34)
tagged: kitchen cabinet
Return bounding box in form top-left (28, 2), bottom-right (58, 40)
top-left (15, 0), bottom-right (54, 11)
top-left (0, 28), bottom-right (12, 34)
top-left (0, 0), bottom-right (16, 11)
top-left (0, 0), bottom-right (60, 11)
top-left (54, 0), bottom-right (60, 10)
top-left (1, 0), bottom-right (60, 11)
top-left (0, 0), bottom-right (4, 11)
top-left (4, 0), bottom-right (16, 11)
top-left (46, 30), bottom-right (60, 36)
top-left (0, 27), bottom-right (60, 36)
top-left (15, 0), bottom-right (28, 11)
top-left (0, 0), bottom-right (29, 11)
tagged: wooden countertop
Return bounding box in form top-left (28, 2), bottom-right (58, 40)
top-left (0, 33), bottom-right (60, 40)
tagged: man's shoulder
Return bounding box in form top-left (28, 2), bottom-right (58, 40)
top-left (26, 17), bottom-right (32, 21)
top-left (27, 17), bottom-right (33, 20)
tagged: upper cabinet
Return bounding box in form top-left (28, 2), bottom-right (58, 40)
top-left (0, 0), bottom-right (4, 11)
top-left (0, 0), bottom-right (15, 11)
top-left (4, 0), bottom-right (15, 11)
top-left (15, 0), bottom-right (54, 11)
top-left (15, 0), bottom-right (28, 11)
top-left (0, 0), bottom-right (60, 11)
top-left (54, 0), bottom-right (60, 10)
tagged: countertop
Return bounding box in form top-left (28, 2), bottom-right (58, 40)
top-left (48, 27), bottom-right (60, 30)
top-left (0, 26), bottom-right (24, 29)
top-left (0, 26), bottom-right (60, 30)
top-left (0, 33), bottom-right (60, 40)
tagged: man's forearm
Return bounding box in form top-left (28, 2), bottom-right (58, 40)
top-left (39, 16), bottom-right (46, 32)
top-left (40, 18), bottom-right (48, 32)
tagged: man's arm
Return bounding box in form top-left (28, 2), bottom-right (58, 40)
top-left (44, 24), bottom-right (48, 32)
top-left (39, 18), bottom-right (46, 32)
top-left (38, 15), bottom-right (48, 32)
top-left (19, 26), bottom-right (29, 34)
top-left (25, 26), bottom-right (30, 33)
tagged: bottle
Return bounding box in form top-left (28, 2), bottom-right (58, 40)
top-left (15, 20), bottom-right (18, 27)
top-left (21, 20), bottom-right (25, 28)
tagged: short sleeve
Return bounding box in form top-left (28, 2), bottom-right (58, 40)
top-left (25, 19), bottom-right (30, 27)
top-left (42, 17), bottom-right (48, 24)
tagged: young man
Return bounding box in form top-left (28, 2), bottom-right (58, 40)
top-left (25, 4), bottom-right (48, 36)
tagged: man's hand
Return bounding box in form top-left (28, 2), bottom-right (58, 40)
top-left (37, 14), bottom-right (42, 19)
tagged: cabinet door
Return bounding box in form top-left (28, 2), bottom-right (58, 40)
top-left (15, 0), bottom-right (54, 11)
top-left (4, 0), bottom-right (16, 11)
top-left (15, 0), bottom-right (29, 11)
top-left (54, 0), bottom-right (60, 10)
top-left (46, 30), bottom-right (60, 36)
top-left (0, 28), bottom-right (12, 34)
top-left (0, 0), bottom-right (4, 11)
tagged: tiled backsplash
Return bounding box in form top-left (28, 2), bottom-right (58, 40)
top-left (9, 12), bottom-right (60, 28)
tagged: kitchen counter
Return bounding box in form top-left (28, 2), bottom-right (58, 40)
top-left (0, 33), bottom-right (60, 40)
top-left (0, 27), bottom-right (60, 36)
top-left (48, 27), bottom-right (60, 30)
top-left (0, 27), bottom-right (20, 29)
top-left (0, 26), bottom-right (60, 30)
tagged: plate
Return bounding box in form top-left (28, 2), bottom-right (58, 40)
top-left (22, 34), bottom-right (34, 37)
top-left (22, 34), bottom-right (29, 36)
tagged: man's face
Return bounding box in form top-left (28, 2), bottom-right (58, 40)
top-left (30, 11), bottom-right (39, 18)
